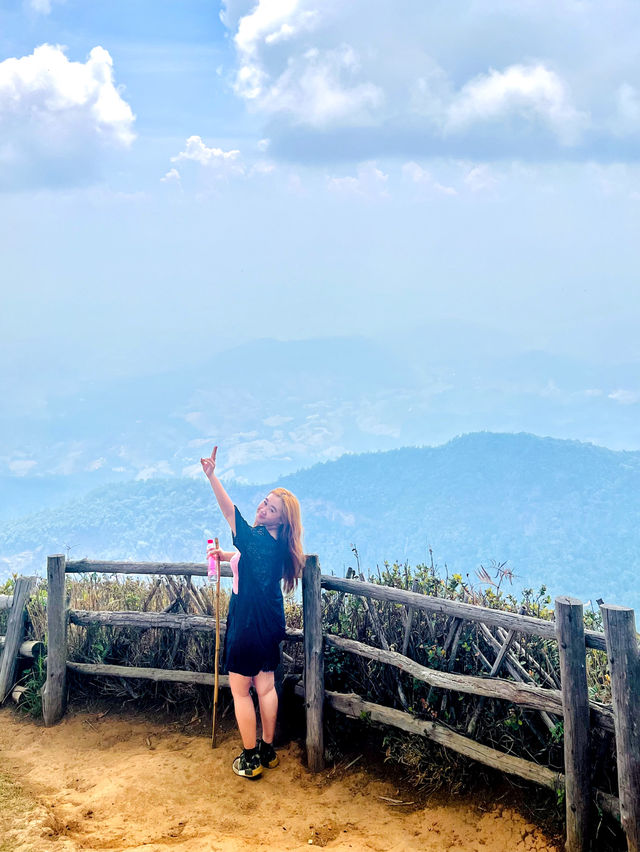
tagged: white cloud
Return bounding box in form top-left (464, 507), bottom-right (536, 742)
top-left (161, 167), bottom-right (181, 183)
top-left (464, 164), bottom-right (498, 193)
top-left (608, 389), bottom-right (640, 405)
top-left (446, 64), bottom-right (588, 145)
top-left (219, 1), bottom-right (640, 163)
top-left (227, 0), bottom-right (382, 127)
top-left (86, 457), bottom-right (106, 471)
top-left (402, 161), bottom-right (431, 185)
top-left (171, 136), bottom-right (245, 175)
top-left (8, 459), bottom-right (37, 476)
top-left (232, 0), bottom-right (320, 101)
top-left (328, 161), bottom-right (389, 198)
top-left (402, 161), bottom-right (457, 196)
top-left (260, 45), bottom-right (383, 127)
top-left (0, 44), bottom-right (135, 189)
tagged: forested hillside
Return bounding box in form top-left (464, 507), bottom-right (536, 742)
top-left (1, 432), bottom-right (639, 610)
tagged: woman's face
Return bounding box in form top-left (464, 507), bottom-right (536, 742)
top-left (255, 492), bottom-right (284, 530)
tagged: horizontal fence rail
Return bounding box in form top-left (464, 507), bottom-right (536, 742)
top-left (67, 661), bottom-right (230, 688)
top-left (321, 575), bottom-right (607, 651)
top-left (66, 559), bottom-right (230, 578)
top-left (323, 633), bottom-right (614, 732)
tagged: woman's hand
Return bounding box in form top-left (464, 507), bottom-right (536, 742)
top-left (206, 542), bottom-right (224, 562)
top-left (200, 446), bottom-right (218, 480)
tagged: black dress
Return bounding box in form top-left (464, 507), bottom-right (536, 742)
top-left (222, 506), bottom-right (287, 677)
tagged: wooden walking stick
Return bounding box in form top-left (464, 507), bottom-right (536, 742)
top-left (210, 537), bottom-right (222, 748)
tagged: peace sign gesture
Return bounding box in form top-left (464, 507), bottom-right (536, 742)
top-left (200, 446), bottom-right (218, 481)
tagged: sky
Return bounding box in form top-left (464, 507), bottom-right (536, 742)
top-left (2, 0), bottom-right (640, 441)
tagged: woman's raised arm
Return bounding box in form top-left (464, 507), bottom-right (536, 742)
top-left (201, 446), bottom-right (236, 535)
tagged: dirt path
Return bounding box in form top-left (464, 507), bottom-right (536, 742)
top-left (0, 707), bottom-right (560, 852)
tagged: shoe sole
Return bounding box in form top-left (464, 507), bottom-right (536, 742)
top-left (261, 755), bottom-right (279, 769)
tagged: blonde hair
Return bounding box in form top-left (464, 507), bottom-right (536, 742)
top-left (270, 487), bottom-right (305, 593)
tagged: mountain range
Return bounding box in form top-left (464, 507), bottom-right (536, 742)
top-left (2, 432), bottom-right (639, 613)
top-left (3, 334), bottom-right (640, 526)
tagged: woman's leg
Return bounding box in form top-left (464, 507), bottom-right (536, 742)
top-left (228, 672), bottom-right (256, 749)
top-left (253, 670), bottom-right (278, 744)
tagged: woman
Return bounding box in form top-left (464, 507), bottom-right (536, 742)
top-left (201, 446), bottom-right (304, 778)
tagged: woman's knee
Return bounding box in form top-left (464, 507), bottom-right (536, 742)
top-left (253, 671), bottom-right (275, 697)
top-left (229, 672), bottom-right (252, 699)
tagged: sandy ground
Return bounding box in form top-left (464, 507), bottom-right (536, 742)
top-left (0, 706), bottom-right (561, 852)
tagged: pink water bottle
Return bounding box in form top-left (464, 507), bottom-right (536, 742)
top-left (207, 539), bottom-right (218, 579)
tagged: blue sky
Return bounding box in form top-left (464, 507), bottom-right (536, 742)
top-left (2, 0), bottom-right (640, 453)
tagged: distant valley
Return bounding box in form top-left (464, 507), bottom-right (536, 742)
top-left (2, 432), bottom-right (639, 613)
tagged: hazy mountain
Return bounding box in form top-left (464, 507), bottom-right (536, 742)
top-left (3, 334), bottom-right (640, 527)
top-left (2, 432), bottom-right (639, 612)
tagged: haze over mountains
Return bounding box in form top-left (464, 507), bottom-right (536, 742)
top-left (3, 335), bottom-right (639, 611)
top-left (3, 333), bottom-right (640, 519)
top-left (1, 432), bottom-right (639, 613)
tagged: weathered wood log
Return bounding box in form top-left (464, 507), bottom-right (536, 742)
top-left (486, 623), bottom-right (612, 734)
top-left (67, 661), bottom-right (230, 687)
top-left (188, 577), bottom-right (212, 616)
top-left (480, 623), bottom-right (558, 734)
top-left (556, 596), bottom-right (591, 852)
top-left (70, 609), bottom-right (220, 632)
top-left (43, 555), bottom-right (68, 726)
top-left (303, 554), bottom-right (324, 772)
top-left (69, 608), bottom-right (302, 643)
top-left (321, 576), bottom-right (607, 650)
top-left (0, 577), bottom-right (37, 703)
top-left (0, 637), bottom-right (44, 659)
top-left (0, 594), bottom-right (14, 611)
top-left (324, 633), bottom-right (564, 714)
top-left (601, 604), bottom-right (640, 852)
top-left (141, 577), bottom-right (163, 611)
top-left (358, 575), bottom-right (408, 710)
top-left (66, 559), bottom-right (232, 577)
top-left (324, 689), bottom-right (562, 791)
top-left (467, 626), bottom-right (518, 736)
top-left (401, 578), bottom-right (419, 656)
top-left (497, 627), bottom-right (561, 689)
top-left (165, 574), bottom-right (190, 613)
top-left (19, 640), bottom-right (45, 659)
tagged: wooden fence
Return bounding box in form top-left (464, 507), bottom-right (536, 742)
top-left (0, 577), bottom-right (39, 705)
top-left (41, 554), bottom-right (639, 852)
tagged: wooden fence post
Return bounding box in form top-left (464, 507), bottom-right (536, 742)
top-left (601, 604), bottom-right (640, 852)
top-left (302, 554), bottom-right (324, 772)
top-left (43, 554), bottom-right (68, 727)
top-left (0, 576), bottom-right (37, 703)
top-left (555, 596), bottom-right (591, 852)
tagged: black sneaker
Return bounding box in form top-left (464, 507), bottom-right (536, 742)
top-left (258, 739), bottom-right (279, 769)
top-left (232, 748), bottom-right (263, 778)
